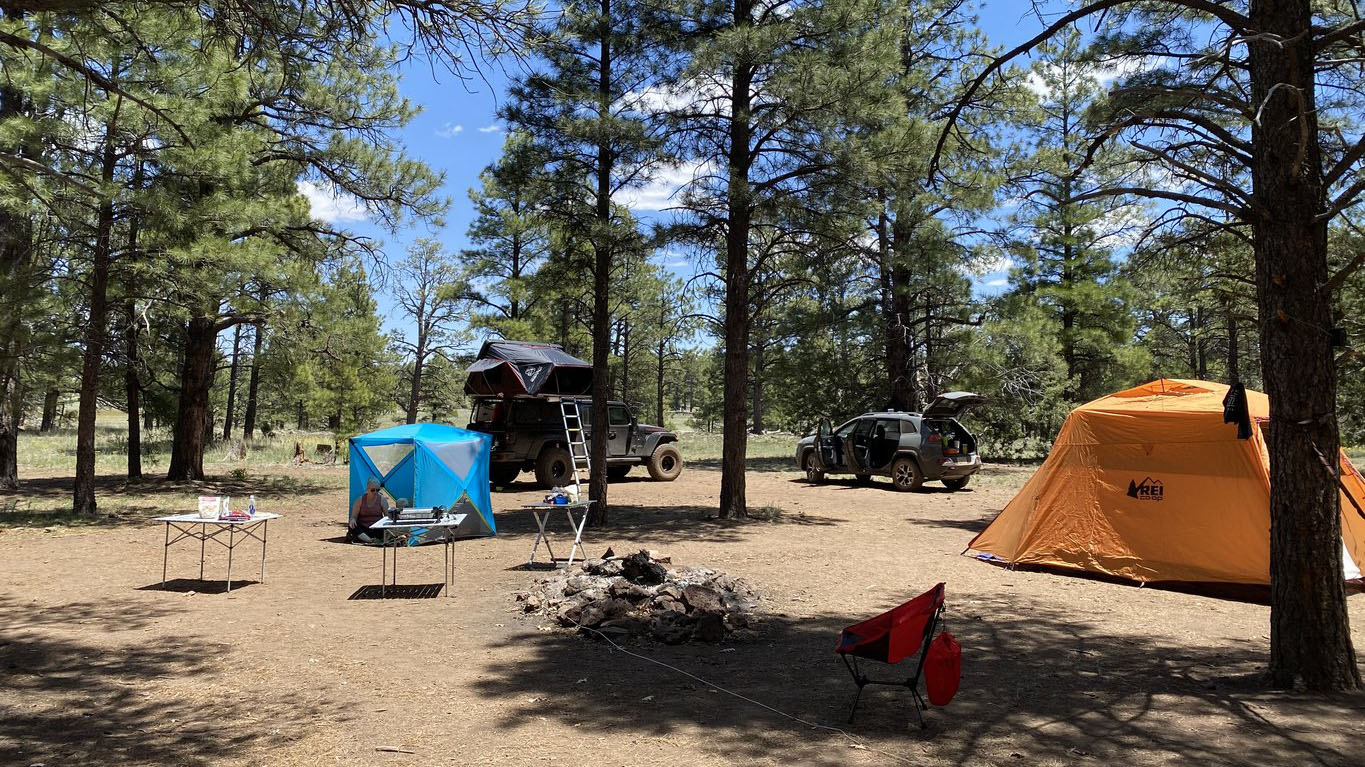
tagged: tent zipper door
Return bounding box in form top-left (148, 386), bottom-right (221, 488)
top-left (560, 398), bottom-right (590, 495)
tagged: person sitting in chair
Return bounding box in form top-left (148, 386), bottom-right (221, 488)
top-left (349, 478), bottom-right (389, 543)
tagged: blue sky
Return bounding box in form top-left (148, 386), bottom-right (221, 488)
top-left (305, 3), bottom-right (1056, 331)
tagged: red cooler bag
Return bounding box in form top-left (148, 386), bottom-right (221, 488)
top-left (924, 631), bottom-right (962, 706)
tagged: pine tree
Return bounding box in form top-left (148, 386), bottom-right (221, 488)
top-left (661, 0), bottom-right (902, 517)
top-left (461, 133), bottom-right (553, 340)
top-left (936, 0), bottom-right (1365, 692)
top-left (392, 239), bottom-right (466, 423)
top-left (504, 0), bottom-right (667, 524)
top-left (1005, 26), bottom-right (1146, 403)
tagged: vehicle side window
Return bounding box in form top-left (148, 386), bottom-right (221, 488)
top-left (473, 401), bottom-right (497, 424)
top-left (608, 405), bottom-right (631, 426)
top-left (854, 418), bottom-right (876, 439)
top-left (513, 401), bottom-right (558, 425)
top-left (878, 419), bottom-right (901, 441)
top-left (835, 419), bottom-right (859, 438)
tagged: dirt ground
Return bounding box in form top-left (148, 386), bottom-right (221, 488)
top-left (2, 461), bottom-right (1364, 767)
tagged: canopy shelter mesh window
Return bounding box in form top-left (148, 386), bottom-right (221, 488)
top-left (349, 423), bottom-right (495, 538)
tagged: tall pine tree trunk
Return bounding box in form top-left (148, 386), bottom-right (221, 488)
top-left (167, 316), bottom-right (218, 481)
top-left (719, 0), bottom-right (754, 519)
top-left (74, 113), bottom-right (120, 515)
top-left (620, 319), bottom-right (631, 402)
top-left (0, 17), bottom-right (30, 491)
top-left (1250, 0), bottom-right (1360, 691)
top-left (406, 332), bottom-right (425, 424)
top-left (222, 322), bottom-right (242, 441)
top-left (656, 339), bottom-right (666, 427)
top-left (125, 301), bottom-right (142, 479)
top-left (1226, 308), bottom-right (1240, 384)
top-left (883, 216), bottom-right (916, 411)
top-left (243, 318), bottom-right (264, 439)
top-left (587, 0), bottom-right (613, 527)
top-left (40, 389), bottom-right (57, 433)
top-left (0, 344), bottom-right (21, 491)
top-left (751, 339), bottom-right (765, 434)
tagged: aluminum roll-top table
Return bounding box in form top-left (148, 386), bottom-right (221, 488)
top-left (154, 512), bottom-right (280, 592)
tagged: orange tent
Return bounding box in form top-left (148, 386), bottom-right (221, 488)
top-left (969, 379), bottom-right (1365, 585)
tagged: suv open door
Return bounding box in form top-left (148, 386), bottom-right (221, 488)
top-left (922, 392), bottom-right (985, 420)
top-left (816, 419), bottom-right (840, 471)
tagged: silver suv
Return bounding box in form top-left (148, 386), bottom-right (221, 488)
top-left (794, 392), bottom-right (983, 491)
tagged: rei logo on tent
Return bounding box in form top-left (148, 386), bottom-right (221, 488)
top-left (1127, 477), bottom-right (1164, 501)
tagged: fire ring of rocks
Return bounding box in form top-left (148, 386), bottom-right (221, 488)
top-left (514, 550), bottom-right (762, 644)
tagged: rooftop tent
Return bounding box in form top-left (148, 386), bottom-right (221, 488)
top-left (464, 340), bottom-right (593, 397)
top-left (348, 423), bottom-right (495, 538)
top-left (968, 378), bottom-right (1365, 585)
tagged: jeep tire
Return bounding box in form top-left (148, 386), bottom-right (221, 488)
top-left (534, 445), bottom-right (574, 488)
top-left (942, 476), bottom-right (970, 491)
top-left (803, 451), bottom-right (824, 482)
top-left (647, 444), bottom-right (683, 481)
top-left (490, 463), bottom-right (521, 487)
top-left (890, 456), bottom-right (924, 492)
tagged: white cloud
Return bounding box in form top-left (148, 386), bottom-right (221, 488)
top-left (435, 122), bottom-right (464, 138)
top-left (297, 180), bottom-right (367, 224)
top-left (1023, 56), bottom-right (1169, 99)
top-left (623, 77), bottom-right (727, 115)
top-left (478, 124), bottom-right (502, 134)
top-left (622, 160), bottom-right (715, 211)
top-left (985, 277), bottom-right (1008, 287)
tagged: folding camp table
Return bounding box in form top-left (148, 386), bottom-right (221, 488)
top-left (155, 512), bottom-right (280, 592)
top-left (517, 500), bottom-right (595, 568)
top-left (369, 513), bottom-right (466, 597)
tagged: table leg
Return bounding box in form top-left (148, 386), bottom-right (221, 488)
top-left (565, 507), bottom-right (588, 567)
top-left (380, 540), bottom-right (386, 598)
top-left (528, 511), bottom-right (551, 566)
top-left (199, 522), bottom-right (206, 581)
top-left (444, 537), bottom-right (449, 597)
top-left (226, 525), bottom-right (235, 592)
top-left (260, 520), bottom-right (268, 583)
top-left (162, 522), bottom-right (170, 588)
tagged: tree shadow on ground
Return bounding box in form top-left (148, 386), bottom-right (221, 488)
top-left (0, 473), bottom-right (334, 529)
top-left (475, 593), bottom-right (1365, 766)
top-left (492, 503), bottom-right (838, 547)
top-left (905, 511), bottom-right (1000, 534)
top-left (0, 595), bottom-right (340, 766)
top-left (786, 476), bottom-right (961, 494)
top-left (689, 456), bottom-right (793, 473)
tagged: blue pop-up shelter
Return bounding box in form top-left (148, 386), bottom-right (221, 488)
top-left (348, 423), bottom-right (496, 538)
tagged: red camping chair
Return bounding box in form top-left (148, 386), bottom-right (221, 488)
top-left (835, 582), bottom-right (945, 727)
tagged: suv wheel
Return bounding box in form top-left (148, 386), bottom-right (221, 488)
top-left (647, 444), bottom-right (683, 481)
top-left (890, 456), bottom-right (924, 492)
top-left (490, 464), bottom-right (520, 487)
top-left (803, 451), bottom-right (824, 482)
top-left (942, 476), bottom-right (970, 491)
top-left (534, 445), bottom-right (574, 488)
